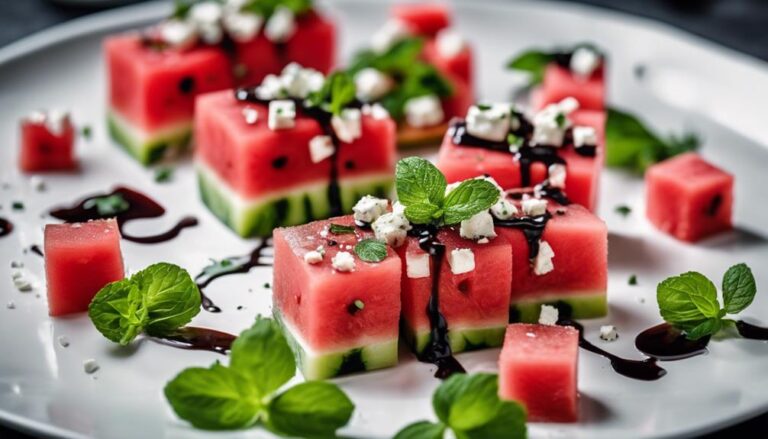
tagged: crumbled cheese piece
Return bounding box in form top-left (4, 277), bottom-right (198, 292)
top-left (448, 248), bottom-right (475, 275)
top-left (352, 195), bottom-right (389, 223)
top-left (372, 212), bottom-right (411, 248)
top-left (319, 229), bottom-right (328, 238)
top-left (532, 105), bottom-right (569, 146)
top-left (459, 211), bottom-right (497, 240)
top-left (255, 74), bottom-right (283, 100)
top-left (371, 19), bottom-right (411, 53)
top-left (83, 359), bottom-right (100, 374)
top-left (405, 95), bottom-right (444, 128)
top-left (548, 164), bottom-right (567, 189)
top-left (242, 107), bottom-right (259, 125)
top-left (538, 304), bottom-right (559, 325)
top-left (308, 135), bottom-right (335, 163)
top-left (30, 176), bottom-right (46, 192)
top-left (406, 251), bottom-right (430, 279)
top-left (491, 198), bottom-right (517, 220)
top-left (558, 97), bottom-right (580, 114)
top-left (570, 46), bottom-right (600, 78)
top-left (573, 125), bottom-right (597, 148)
top-left (281, 63), bottom-right (324, 99)
top-left (533, 240), bottom-right (555, 276)
top-left (268, 100), bottom-right (296, 130)
top-left (27, 110), bottom-right (70, 136)
top-left (599, 325), bottom-right (619, 342)
top-left (391, 201), bottom-right (406, 216)
top-left (189, 2), bottom-right (223, 26)
top-left (362, 103), bottom-right (390, 120)
top-left (12, 271), bottom-right (33, 292)
top-left (354, 68), bottom-right (395, 102)
top-left (331, 108), bottom-right (363, 143)
top-left (222, 11), bottom-right (262, 42)
top-left (159, 19), bottom-right (198, 48)
top-left (465, 104), bottom-right (512, 142)
top-left (331, 251), bottom-right (356, 272)
top-left (435, 28), bottom-right (465, 58)
top-left (522, 198), bottom-right (548, 216)
top-left (264, 6), bottom-right (296, 43)
top-left (58, 336), bottom-right (70, 348)
top-left (477, 238), bottom-right (489, 244)
top-left (304, 250), bottom-right (324, 264)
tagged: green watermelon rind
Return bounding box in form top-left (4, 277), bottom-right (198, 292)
top-left (107, 110), bottom-right (192, 165)
top-left (402, 322), bottom-right (507, 355)
top-left (273, 310), bottom-right (399, 380)
top-left (197, 162), bottom-right (394, 237)
top-left (511, 291), bottom-right (608, 323)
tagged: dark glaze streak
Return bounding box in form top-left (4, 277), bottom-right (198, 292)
top-left (515, 146), bottom-right (566, 188)
top-left (48, 187), bottom-right (197, 244)
top-left (0, 218), bottom-right (12, 238)
top-left (29, 245), bottom-right (44, 257)
top-left (148, 327), bottom-right (236, 355)
top-left (494, 212), bottom-right (551, 259)
top-left (561, 319), bottom-right (667, 381)
top-left (195, 239), bottom-right (272, 313)
top-left (706, 194), bottom-right (722, 217)
top-left (735, 320), bottom-right (768, 340)
top-left (635, 323), bottom-right (709, 361)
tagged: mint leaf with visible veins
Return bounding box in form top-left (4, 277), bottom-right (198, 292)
top-left (442, 179), bottom-right (499, 225)
top-left (354, 239), bottom-right (388, 262)
top-left (396, 157), bottom-right (447, 207)
top-left (329, 223), bottom-right (355, 235)
top-left (229, 316), bottom-right (295, 398)
top-left (394, 421), bottom-right (446, 439)
top-left (722, 263), bottom-right (757, 314)
top-left (266, 382), bottom-right (354, 437)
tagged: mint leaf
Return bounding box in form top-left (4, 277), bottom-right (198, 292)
top-left (442, 179), bottom-right (499, 225)
top-left (355, 239), bottom-right (388, 262)
top-left (308, 72), bottom-right (356, 116)
top-left (329, 223), bottom-right (355, 235)
top-left (394, 421), bottom-right (446, 439)
top-left (396, 157), bottom-right (447, 207)
top-left (230, 316), bottom-right (295, 398)
top-left (164, 363), bottom-right (261, 430)
top-left (657, 272), bottom-right (721, 325)
top-left (722, 263), bottom-right (756, 314)
top-left (134, 263), bottom-right (201, 336)
top-left (88, 279), bottom-right (146, 345)
top-left (267, 382), bottom-right (354, 437)
top-left (506, 50), bottom-right (554, 85)
top-left (683, 318), bottom-right (722, 340)
top-left (84, 194), bottom-right (129, 216)
top-left (154, 167), bottom-right (173, 183)
top-left (460, 402), bottom-right (527, 439)
top-left (615, 205), bottom-right (632, 217)
top-left (404, 202), bottom-right (442, 225)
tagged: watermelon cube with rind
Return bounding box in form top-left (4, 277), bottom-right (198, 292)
top-left (44, 219), bottom-right (125, 317)
top-left (645, 152), bottom-right (733, 242)
top-left (19, 112), bottom-right (77, 172)
top-left (499, 323), bottom-right (580, 423)
top-left (539, 63), bottom-right (605, 111)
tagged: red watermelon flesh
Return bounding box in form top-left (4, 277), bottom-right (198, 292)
top-left (397, 227), bottom-right (512, 335)
top-left (391, 3), bottom-right (451, 37)
top-left (105, 35), bottom-right (232, 131)
top-left (44, 219), bottom-right (125, 317)
top-left (645, 152), bottom-right (733, 242)
top-left (19, 115), bottom-right (77, 172)
top-left (540, 63), bottom-right (605, 111)
top-left (195, 90), bottom-right (397, 198)
top-left (273, 215), bottom-right (401, 351)
top-left (424, 38), bottom-right (473, 86)
top-left (497, 203), bottom-right (607, 302)
top-left (499, 323), bottom-right (579, 422)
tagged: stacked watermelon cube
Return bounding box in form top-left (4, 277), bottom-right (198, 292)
top-left (538, 45), bottom-right (606, 111)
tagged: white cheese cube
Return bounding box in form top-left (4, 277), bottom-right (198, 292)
top-left (532, 104), bottom-right (569, 147)
top-left (522, 198), bottom-right (548, 216)
top-left (600, 325), bottom-right (619, 342)
top-left (268, 100), bottom-right (296, 130)
top-left (392, 201), bottom-right (406, 216)
top-left (436, 28), bottom-right (465, 58)
top-left (548, 164), bottom-right (567, 189)
top-left (281, 63), bottom-right (325, 99)
top-left (405, 95), bottom-right (444, 128)
top-left (352, 195), bottom-right (389, 223)
top-left (406, 251), bottom-right (430, 279)
top-left (265, 6), bottom-right (296, 43)
top-left (331, 251), bottom-right (356, 272)
top-left (371, 19), bottom-right (411, 53)
top-left (255, 74), bottom-right (284, 100)
top-left (573, 125), bottom-right (597, 148)
top-left (308, 135), bottom-right (335, 163)
top-left (538, 304), bottom-right (559, 325)
top-left (304, 250), bottom-right (324, 264)
top-left (491, 198), bottom-right (517, 220)
top-left (459, 211), bottom-right (497, 240)
top-left (372, 212), bottom-right (411, 248)
top-left (223, 11), bottom-right (262, 42)
top-left (189, 2), bottom-right (223, 26)
top-left (160, 20), bottom-right (198, 48)
top-left (465, 104), bottom-right (512, 142)
top-left (570, 46), bottom-right (600, 78)
top-left (533, 240), bottom-right (555, 276)
top-left (362, 103), bottom-right (390, 120)
top-left (331, 108), bottom-right (363, 143)
top-left (354, 68), bottom-right (395, 102)
top-left (448, 248), bottom-right (475, 275)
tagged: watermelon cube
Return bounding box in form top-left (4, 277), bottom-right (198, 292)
top-left (499, 323), bottom-right (580, 423)
top-left (273, 215), bottom-right (401, 379)
top-left (392, 3), bottom-right (451, 37)
top-left (398, 228), bottom-right (512, 354)
top-left (645, 152), bottom-right (733, 242)
top-left (539, 63), bottom-right (605, 111)
top-left (44, 219), bottom-right (125, 316)
top-left (498, 203), bottom-right (607, 321)
top-left (19, 111), bottom-right (77, 172)
top-left (195, 90), bottom-right (396, 237)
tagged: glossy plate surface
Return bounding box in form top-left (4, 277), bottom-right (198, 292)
top-left (1, 1), bottom-right (767, 438)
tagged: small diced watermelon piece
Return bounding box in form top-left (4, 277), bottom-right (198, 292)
top-left (44, 219), bottom-right (125, 316)
top-left (392, 3), bottom-right (451, 36)
top-left (539, 63), bottom-right (605, 111)
top-left (497, 203), bottom-right (607, 321)
top-left (645, 152), bottom-right (733, 242)
top-left (19, 112), bottom-right (77, 172)
top-left (398, 228), bottom-right (512, 354)
top-left (273, 215), bottom-right (401, 379)
top-left (499, 323), bottom-right (580, 423)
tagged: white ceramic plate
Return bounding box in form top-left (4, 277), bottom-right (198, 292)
top-left (1, 1), bottom-right (768, 438)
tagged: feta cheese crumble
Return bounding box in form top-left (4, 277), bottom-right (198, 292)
top-left (599, 325), bottom-right (619, 342)
top-left (372, 212), bottom-right (411, 248)
top-left (405, 95), bottom-right (444, 128)
top-left (264, 6), bottom-right (296, 43)
top-left (362, 103), bottom-right (390, 120)
top-left (448, 248), bottom-right (475, 275)
top-left (533, 240), bottom-right (555, 276)
top-left (548, 164), bottom-right (567, 189)
top-left (435, 28), bottom-right (465, 58)
top-left (268, 100), bottom-right (296, 130)
top-left (406, 251), bottom-right (430, 279)
top-left (570, 46), bottom-right (601, 78)
top-left (573, 125), bottom-right (597, 148)
top-left (522, 198), bottom-right (548, 217)
top-left (491, 198), bottom-right (517, 220)
top-left (331, 108), bottom-right (363, 143)
top-left (26, 110), bottom-right (70, 136)
top-left (304, 250), bottom-right (324, 264)
top-left (371, 19), bottom-right (411, 53)
top-left (30, 176), bottom-right (46, 192)
top-left (538, 304), bottom-right (559, 326)
top-left (308, 135), bottom-right (335, 163)
top-left (465, 103), bottom-right (512, 142)
top-left (459, 211), bottom-right (496, 240)
top-left (242, 107), bottom-right (259, 125)
top-left (331, 251), bottom-right (356, 272)
top-left (159, 20), bottom-right (198, 48)
top-left (222, 11), bottom-right (263, 42)
top-left (281, 63), bottom-right (324, 99)
top-left (354, 68), bottom-right (395, 102)
top-left (352, 195), bottom-right (389, 224)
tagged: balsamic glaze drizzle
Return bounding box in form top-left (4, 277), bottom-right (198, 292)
top-left (635, 323), bottom-right (710, 361)
top-left (148, 326), bottom-right (236, 355)
top-left (0, 217), bottom-right (12, 238)
top-left (29, 245), bottom-right (44, 257)
top-left (48, 187), bottom-right (197, 244)
top-left (735, 320), bottom-right (768, 340)
top-left (494, 212), bottom-right (551, 260)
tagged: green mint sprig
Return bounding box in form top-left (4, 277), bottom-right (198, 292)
top-left (84, 194), bottom-right (130, 216)
top-left (506, 43), bottom-right (602, 86)
top-left (88, 263), bottom-right (201, 345)
top-left (329, 223), bottom-right (355, 235)
top-left (657, 263), bottom-right (756, 340)
top-left (307, 72), bottom-right (357, 116)
top-left (394, 373), bottom-right (527, 439)
top-left (396, 157), bottom-right (499, 226)
top-left (606, 107), bottom-right (699, 174)
top-left (355, 239), bottom-right (387, 262)
top-left (164, 317), bottom-right (354, 434)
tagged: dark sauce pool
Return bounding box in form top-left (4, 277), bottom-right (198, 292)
top-left (148, 326), bottom-right (236, 355)
top-left (0, 217), bottom-right (12, 238)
